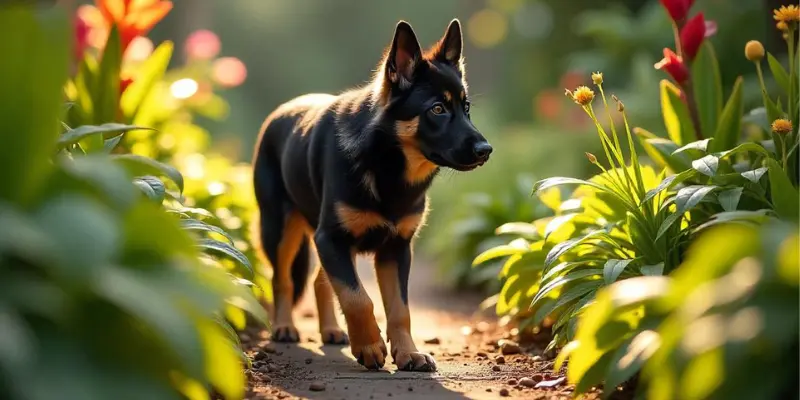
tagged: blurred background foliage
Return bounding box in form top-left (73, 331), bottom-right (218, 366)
top-left (71, 0), bottom-right (776, 292)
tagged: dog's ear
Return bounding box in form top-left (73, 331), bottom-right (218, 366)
top-left (386, 21), bottom-right (422, 88)
top-left (433, 19), bottom-right (463, 65)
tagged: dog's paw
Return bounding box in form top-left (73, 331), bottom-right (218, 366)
top-left (393, 350), bottom-right (437, 372)
top-left (321, 327), bottom-right (349, 345)
top-left (353, 341), bottom-right (387, 370)
top-left (271, 325), bottom-right (300, 343)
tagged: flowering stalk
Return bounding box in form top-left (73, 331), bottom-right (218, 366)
top-left (594, 77), bottom-right (639, 199)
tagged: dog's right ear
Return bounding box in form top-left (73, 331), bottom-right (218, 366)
top-left (385, 21), bottom-right (422, 89)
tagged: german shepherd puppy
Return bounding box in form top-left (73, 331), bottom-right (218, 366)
top-left (252, 18), bottom-right (491, 372)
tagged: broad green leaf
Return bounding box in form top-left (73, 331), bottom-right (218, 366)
top-left (642, 169), bottom-right (696, 204)
top-left (741, 167), bottom-right (768, 183)
top-left (104, 135), bottom-right (123, 153)
top-left (133, 176), bottom-right (166, 203)
top-left (531, 269), bottom-right (603, 308)
top-left (660, 79), bottom-right (696, 145)
top-left (640, 263), bottom-right (664, 276)
top-left (58, 123), bottom-right (150, 149)
top-left (711, 76), bottom-right (743, 152)
top-left (603, 259), bottom-right (635, 285)
top-left (195, 239), bottom-right (253, 277)
top-left (765, 158), bottom-right (799, 222)
top-left (693, 210), bottom-right (774, 232)
top-left (472, 240), bottom-right (529, 266)
top-left (0, 5), bottom-right (69, 203)
top-left (604, 330), bottom-right (661, 395)
top-left (168, 206), bottom-right (216, 220)
top-left (691, 43), bottom-right (723, 138)
top-left (544, 229), bottom-right (606, 268)
top-left (91, 24), bottom-right (122, 150)
top-left (121, 41), bottom-right (174, 120)
top-left (95, 266), bottom-right (205, 380)
top-left (691, 155), bottom-right (719, 177)
top-left (640, 137), bottom-right (693, 173)
top-left (673, 138), bottom-right (713, 156)
top-left (494, 222), bottom-right (539, 239)
top-left (58, 155), bottom-right (137, 209)
top-left (767, 53), bottom-right (790, 95)
top-left (198, 319), bottom-right (245, 400)
top-left (717, 187), bottom-right (743, 212)
top-left (656, 185), bottom-right (718, 239)
top-left (716, 142), bottom-right (772, 159)
top-left (532, 280), bottom-right (601, 326)
top-left (532, 177), bottom-right (609, 196)
top-left (180, 219), bottom-right (235, 244)
top-left (541, 261), bottom-right (594, 285)
top-left (112, 154), bottom-right (185, 193)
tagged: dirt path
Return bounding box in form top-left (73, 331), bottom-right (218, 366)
top-left (242, 256), bottom-right (591, 400)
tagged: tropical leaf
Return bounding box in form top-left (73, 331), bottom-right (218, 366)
top-left (717, 187), bottom-right (743, 212)
top-left (691, 154), bottom-right (719, 177)
top-left (58, 124), bottom-right (150, 149)
top-left (112, 154), bottom-right (185, 193)
top-left (710, 76), bottom-right (743, 152)
top-left (195, 239), bottom-right (253, 277)
top-left (673, 138), bottom-right (713, 156)
top-left (603, 259), bottom-right (635, 285)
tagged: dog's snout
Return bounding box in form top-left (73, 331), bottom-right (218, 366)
top-left (473, 141), bottom-right (493, 160)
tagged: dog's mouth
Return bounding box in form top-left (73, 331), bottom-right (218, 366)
top-left (428, 153), bottom-right (487, 171)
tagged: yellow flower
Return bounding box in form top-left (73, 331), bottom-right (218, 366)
top-left (591, 72), bottom-right (603, 85)
top-left (777, 21), bottom-right (789, 31)
top-left (571, 86), bottom-right (595, 106)
top-left (744, 40), bottom-right (765, 62)
top-left (773, 5), bottom-right (799, 23)
top-left (772, 119), bottom-right (793, 135)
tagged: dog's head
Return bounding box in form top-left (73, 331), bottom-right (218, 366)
top-left (373, 19), bottom-right (492, 172)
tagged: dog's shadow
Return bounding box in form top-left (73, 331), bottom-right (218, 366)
top-left (251, 338), bottom-right (471, 400)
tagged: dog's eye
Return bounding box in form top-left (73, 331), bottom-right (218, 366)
top-left (430, 103), bottom-right (445, 115)
top-left (464, 101), bottom-right (471, 114)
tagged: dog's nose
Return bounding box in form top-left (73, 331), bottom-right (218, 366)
top-left (473, 141), bottom-right (493, 159)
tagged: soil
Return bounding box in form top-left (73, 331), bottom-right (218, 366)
top-left (239, 255), bottom-right (633, 400)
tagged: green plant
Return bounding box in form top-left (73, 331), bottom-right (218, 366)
top-left (0, 4), bottom-right (265, 399)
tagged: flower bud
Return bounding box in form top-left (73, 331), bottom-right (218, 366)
top-left (572, 86), bottom-right (595, 106)
top-left (585, 152), bottom-right (598, 164)
top-left (591, 72), bottom-right (603, 85)
top-left (744, 40), bottom-right (765, 62)
top-left (772, 119), bottom-right (793, 135)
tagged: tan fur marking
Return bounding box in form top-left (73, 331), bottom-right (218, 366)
top-left (374, 260), bottom-right (416, 356)
top-left (395, 117), bottom-right (438, 184)
top-left (397, 208), bottom-right (427, 240)
top-left (443, 91), bottom-right (453, 102)
top-left (335, 203), bottom-right (391, 237)
top-left (331, 280), bottom-right (385, 364)
top-left (273, 211), bottom-right (309, 328)
top-left (313, 265), bottom-right (345, 338)
top-left (460, 90), bottom-right (466, 101)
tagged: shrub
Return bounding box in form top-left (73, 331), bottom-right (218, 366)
top-left (474, 1), bottom-right (799, 397)
top-left (0, 3), bottom-right (265, 399)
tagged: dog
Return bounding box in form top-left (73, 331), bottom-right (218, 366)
top-left (251, 18), bottom-right (491, 372)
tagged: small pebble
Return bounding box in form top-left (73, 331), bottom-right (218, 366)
top-left (476, 352), bottom-right (488, 357)
top-left (532, 374), bottom-right (544, 383)
top-left (494, 356), bottom-right (506, 364)
top-left (519, 377), bottom-right (536, 388)
top-left (258, 365), bottom-right (271, 373)
top-left (492, 365), bottom-right (501, 372)
top-left (499, 340), bottom-right (521, 355)
top-left (424, 337), bottom-right (441, 345)
top-left (309, 381), bottom-right (326, 392)
top-left (408, 387), bottom-right (413, 392)
top-left (507, 379), bottom-right (517, 385)
top-left (305, 358), bottom-right (312, 364)
top-left (531, 355), bottom-right (543, 362)
top-left (486, 388), bottom-right (492, 392)
top-left (499, 388), bottom-right (510, 397)
top-left (267, 364), bottom-right (280, 373)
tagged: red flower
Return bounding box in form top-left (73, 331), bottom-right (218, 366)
top-left (680, 13), bottom-right (706, 61)
top-left (660, 0), bottom-right (695, 24)
top-left (654, 48), bottom-right (689, 84)
top-left (79, 0), bottom-right (173, 52)
top-left (120, 77), bottom-right (134, 94)
top-left (74, 14), bottom-right (90, 61)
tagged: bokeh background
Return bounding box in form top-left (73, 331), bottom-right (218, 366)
top-left (75, 0), bottom-right (781, 291)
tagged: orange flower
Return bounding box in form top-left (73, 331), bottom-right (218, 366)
top-left (79, 0), bottom-right (173, 52)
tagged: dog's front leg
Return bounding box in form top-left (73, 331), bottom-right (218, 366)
top-left (314, 231), bottom-right (387, 370)
top-left (374, 239), bottom-right (437, 372)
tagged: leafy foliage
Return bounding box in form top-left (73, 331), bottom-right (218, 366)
top-left (0, 3), bottom-right (266, 400)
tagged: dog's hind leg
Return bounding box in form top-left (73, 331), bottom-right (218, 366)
top-left (312, 261), bottom-right (349, 345)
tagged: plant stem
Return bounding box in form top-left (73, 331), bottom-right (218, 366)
top-left (788, 27), bottom-right (796, 125)
top-left (682, 80), bottom-right (704, 140)
top-left (779, 134), bottom-right (788, 170)
top-left (672, 23), bottom-right (683, 59)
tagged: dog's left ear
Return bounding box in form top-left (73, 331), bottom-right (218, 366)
top-left (433, 19), bottom-right (463, 65)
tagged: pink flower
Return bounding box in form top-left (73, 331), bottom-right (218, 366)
top-left (212, 57), bottom-right (247, 88)
top-left (74, 14), bottom-right (90, 61)
top-left (660, 0), bottom-right (696, 24)
top-left (185, 29), bottom-right (221, 61)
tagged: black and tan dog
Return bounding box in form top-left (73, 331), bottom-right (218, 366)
top-left (251, 18), bottom-right (491, 372)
